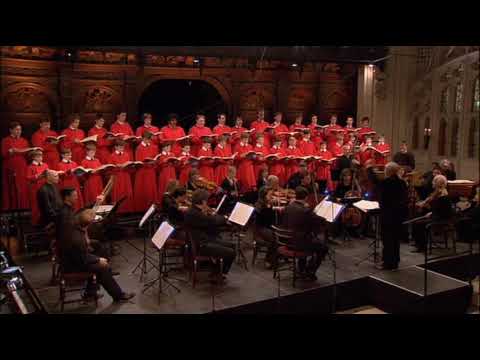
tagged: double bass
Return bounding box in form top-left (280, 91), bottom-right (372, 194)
top-left (340, 172), bottom-right (363, 228)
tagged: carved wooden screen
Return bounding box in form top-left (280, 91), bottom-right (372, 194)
top-left (467, 116), bottom-right (479, 158)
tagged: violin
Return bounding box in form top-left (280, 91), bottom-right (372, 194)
top-left (266, 188), bottom-right (296, 207)
top-left (194, 176), bottom-right (219, 192)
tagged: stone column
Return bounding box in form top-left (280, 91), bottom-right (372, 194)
top-left (356, 64), bottom-right (375, 123)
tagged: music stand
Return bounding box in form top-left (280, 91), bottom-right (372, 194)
top-left (143, 221), bottom-right (181, 301)
top-left (339, 196), bottom-right (362, 245)
top-left (227, 202), bottom-right (255, 271)
top-left (131, 204), bottom-right (160, 281)
top-left (355, 207), bottom-right (382, 266)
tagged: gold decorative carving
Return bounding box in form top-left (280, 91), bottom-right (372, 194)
top-left (3, 86), bottom-right (50, 112)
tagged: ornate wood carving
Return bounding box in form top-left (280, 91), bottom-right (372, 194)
top-left (79, 87), bottom-right (119, 113)
top-left (2, 86), bottom-right (51, 113)
top-left (288, 86), bottom-right (314, 110)
top-left (239, 83), bottom-right (274, 110)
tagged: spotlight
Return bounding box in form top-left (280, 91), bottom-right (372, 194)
top-left (291, 63), bottom-right (298, 68)
top-left (193, 58), bottom-right (200, 64)
top-left (368, 63), bottom-right (374, 68)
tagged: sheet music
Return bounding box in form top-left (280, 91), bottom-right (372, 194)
top-left (228, 202), bottom-right (255, 226)
top-left (139, 204), bottom-right (156, 228)
top-left (95, 205), bottom-right (114, 214)
top-left (353, 200), bottom-right (380, 213)
top-left (151, 221), bottom-right (175, 250)
top-left (314, 199), bottom-right (344, 223)
top-left (447, 180), bottom-right (475, 184)
top-left (215, 195), bottom-right (227, 214)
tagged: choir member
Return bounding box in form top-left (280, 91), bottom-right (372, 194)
top-left (136, 112), bottom-right (160, 140)
top-left (157, 141), bottom-right (178, 196)
top-left (110, 111), bottom-right (135, 159)
top-left (213, 134), bottom-right (233, 185)
top-left (357, 116), bottom-right (375, 144)
top-left (160, 113), bottom-right (187, 156)
top-left (1, 121), bottom-right (30, 210)
top-left (358, 137), bottom-right (376, 166)
top-left (284, 136), bottom-right (302, 181)
top-left (231, 115), bottom-right (247, 149)
top-left (378, 162), bottom-right (409, 269)
top-left (298, 129), bottom-right (316, 172)
top-left (188, 113), bottom-right (212, 156)
top-left (61, 114), bottom-right (85, 164)
top-left (343, 116), bottom-right (357, 144)
top-left (234, 133), bottom-right (257, 192)
top-left (110, 140), bottom-right (134, 213)
top-left (88, 113), bottom-right (111, 164)
top-left (308, 114), bottom-right (324, 149)
top-left (316, 142), bottom-right (334, 192)
top-left (250, 109), bottom-right (271, 149)
top-left (31, 119), bottom-right (60, 169)
top-left (374, 134), bottom-right (390, 166)
top-left (197, 138), bottom-right (215, 183)
top-left (213, 112), bottom-right (232, 137)
top-left (324, 114), bottom-right (344, 149)
top-left (133, 131), bottom-right (159, 212)
top-left (252, 133), bottom-right (269, 180)
top-left (289, 114), bottom-right (305, 132)
top-left (268, 136), bottom-right (287, 186)
top-left (328, 132), bottom-right (345, 158)
top-left (346, 131), bottom-right (357, 148)
top-left (26, 150), bottom-right (49, 225)
top-left (220, 166), bottom-right (241, 214)
top-left (81, 144), bottom-right (104, 206)
top-left (178, 142), bottom-right (193, 186)
top-left (393, 141), bottom-right (415, 172)
top-left (56, 148), bottom-right (84, 211)
top-left (270, 112), bottom-right (289, 147)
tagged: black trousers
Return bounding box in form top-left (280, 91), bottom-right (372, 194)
top-left (297, 241), bottom-right (328, 274)
top-left (255, 227), bottom-right (277, 264)
top-left (85, 263), bottom-right (123, 300)
top-left (381, 222), bottom-right (402, 268)
top-left (199, 239), bottom-right (236, 274)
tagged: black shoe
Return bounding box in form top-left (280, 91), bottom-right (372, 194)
top-left (82, 292), bottom-right (104, 301)
top-left (115, 292), bottom-right (135, 302)
top-left (111, 270), bottom-right (120, 276)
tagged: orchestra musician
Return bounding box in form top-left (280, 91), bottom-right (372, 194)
top-left (257, 168), bottom-right (269, 191)
top-left (393, 141), bottom-right (415, 172)
top-left (189, 113), bottom-right (212, 156)
top-left (220, 166), bottom-right (241, 214)
top-left (133, 131), bottom-right (159, 211)
top-left (418, 164), bottom-right (442, 200)
top-left (282, 186), bottom-right (328, 280)
top-left (61, 114), bottom-right (85, 165)
top-left (110, 111), bottom-right (135, 159)
top-left (378, 162), bottom-right (409, 270)
top-left (37, 170), bottom-right (63, 228)
top-left (88, 113), bottom-right (111, 164)
top-left (161, 113), bottom-right (186, 155)
top-left (81, 144), bottom-right (104, 206)
top-left (439, 159), bottom-right (457, 181)
top-left (110, 139), bottom-right (135, 213)
top-left (57, 148), bottom-right (84, 210)
top-left (214, 134), bottom-right (233, 185)
top-left (411, 174), bottom-right (454, 253)
top-left (186, 169), bottom-right (201, 192)
top-left (31, 119), bottom-right (60, 169)
top-left (184, 189), bottom-right (236, 279)
top-left (26, 149), bottom-right (49, 225)
top-left (161, 185), bottom-right (188, 226)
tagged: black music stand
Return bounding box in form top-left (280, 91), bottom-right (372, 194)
top-left (355, 208), bottom-right (382, 266)
top-left (227, 202), bottom-right (255, 271)
top-left (339, 196), bottom-right (362, 245)
top-left (99, 198), bottom-right (128, 263)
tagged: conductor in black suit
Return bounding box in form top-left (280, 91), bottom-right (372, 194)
top-left (378, 162), bottom-right (409, 270)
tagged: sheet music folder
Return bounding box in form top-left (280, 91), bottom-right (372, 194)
top-left (139, 204), bottom-right (156, 228)
top-left (228, 202), bottom-right (255, 226)
top-left (151, 221), bottom-right (175, 250)
top-left (314, 198), bottom-right (344, 223)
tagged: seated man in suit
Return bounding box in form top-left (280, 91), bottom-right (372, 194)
top-left (37, 170), bottom-right (63, 228)
top-left (287, 161), bottom-right (309, 190)
top-left (281, 186), bottom-right (328, 280)
top-left (161, 187), bottom-right (188, 226)
top-left (184, 189), bottom-right (236, 280)
top-left (60, 208), bottom-right (135, 302)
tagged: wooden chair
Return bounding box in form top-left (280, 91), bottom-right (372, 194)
top-left (426, 219), bottom-right (457, 255)
top-left (251, 224), bottom-right (272, 267)
top-left (58, 266), bottom-right (98, 312)
top-left (271, 225), bottom-right (313, 288)
top-left (184, 228), bottom-right (223, 288)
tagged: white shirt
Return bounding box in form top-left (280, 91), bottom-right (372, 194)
top-left (86, 156), bottom-right (94, 161)
top-left (141, 141), bottom-right (149, 147)
top-left (115, 151), bottom-right (124, 155)
top-left (32, 160), bottom-right (42, 166)
top-left (62, 159), bottom-right (71, 164)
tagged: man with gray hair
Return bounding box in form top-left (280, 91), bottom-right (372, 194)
top-left (378, 162), bottom-right (409, 270)
top-left (37, 169), bottom-right (63, 227)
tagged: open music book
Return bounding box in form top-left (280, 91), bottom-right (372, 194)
top-left (95, 205), bottom-right (114, 214)
top-left (80, 135), bottom-right (98, 144)
top-left (447, 180), bottom-right (475, 184)
top-left (139, 204), bottom-right (156, 228)
top-left (151, 221), bottom-right (175, 250)
top-left (45, 134), bottom-right (66, 143)
top-left (16, 147), bottom-right (43, 153)
top-left (314, 198), bottom-right (344, 223)
top-left (228, 202), bottom-right (255, 226)
top-left (353, 200), bottom-right (380, 213)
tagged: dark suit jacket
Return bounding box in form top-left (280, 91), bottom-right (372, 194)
top-left (184, 206), bottom-right (227, 246)
top-left (37, 183), bottom-right (63, 226)
top-left (161, 193), bottom-right (184, 225)
top-left (282, 200), bottom-right (325, 247)
top-left (61, 225), bottom-right (99, 272)
top-left (393, 152), bottom-right (415, 170)
top-left (378, 175), bottom-right (409, 225)
top-left (55, 203), bottom-right (75, 255)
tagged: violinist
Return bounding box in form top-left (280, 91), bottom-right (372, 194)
top-left (220, 166), bottom-right (241, 214)
top-left (257, 168), bottom-right (269, 190)
top-left (162, 186), bottom-right (188, 226)
top-left (186, 169), bottom-right (201, 192)
top-left (418, 165), bottom-right (442, 200)
top-left (333, 168), bottom-right (361, 200)
top-left (184, 189), bottom-right (236, 278)
top-left (439, 159), bottom-right (457, 181)
top-left (287, 161), bottom-right (309, 190)
top-left (411, 174), bottom-right (454, 253)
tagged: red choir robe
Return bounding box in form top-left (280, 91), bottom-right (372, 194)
top-left (177, 151), bottom-right (192, 186)
top-left (231, 125), bottom-right (248, 149)
top-left (26, 161), bottom-right (49, 225)
top-left (271, 123), bottom-right (290, 148)
top-left (157, 151), bottom-right (178, 196)
top-left (374, 142), bottom-right (390, 166)
top-left (110, 150), bottom-right (135, 213)
top-left (357, 126), bottom-right (376, 144)
top-left (358, 146), bottom-right (376, 166)
top-left (61, 127), bottom-right (85, 164)
top-left (161, 125), bottom-right (186, 156)
top-left (343, 126), bottom-right (357, 144)
top-left (234, 142), bottom-right (257, 192)
top-left (289, 124), bottom-right (305, 132)
top-left (1, 136), bottom-right (30, 210)
top-left (316, 150), bottom-right (334, 191)
top-left (213, 144), bottom-right (233, 185)
top-left (31, 129), bottom-right (60, 169)
top-left (268, 145), bottom-right (286, 186)
top-left (197, 146), bottom-right (215, 183)
top-left (57, 159), bottom-right (84, 211)
top-left (252, 143), bottom-right (269, 180)
top-left (188, 125), bottom-right (212, 156)
top-left (136, 124), bottom-right (161, 147)
top-left (284, 145), bottom-right (302, 181)
top-left (299, 138), bottom-right (317, 172)
top-left (110, 121), bottom-right (135, 159)
top-left (81, 157), bottom-right (104, 206)
top-left (213, 124), bottom-right (232, 137)
top-left (88, 126), bottom-right (111, 164)
top-left (134, 141), bottom-right (159, 212)
top-left (250, 120), bottom-right (271, 149)
top-left (308, 124), bottom-right (324, 149)
top-left (325, 124), bottom-right (344, 149)
top-left (328, 141), bottom-right (344, 158)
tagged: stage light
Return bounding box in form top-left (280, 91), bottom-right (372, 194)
top-left (368, 63), bottom-right (374, 68)
top-left (291, 63), bottom-right (298, 67)
top-left (193, 58), bottom-right (200, 64)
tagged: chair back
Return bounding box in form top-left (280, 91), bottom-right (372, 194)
top-left (271, 225), bottom-right (295, 248)
top-left (184, 226), bottom-right (200, 258)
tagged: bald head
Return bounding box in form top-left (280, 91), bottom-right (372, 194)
top-left (385, 162), bottom-right (401, 178)
top-left (75, 209), bottom-right (96, 227)
top-left (267, 175), bottom-right (279, 188)
top-left (46, 170), bottom-right (59, 184)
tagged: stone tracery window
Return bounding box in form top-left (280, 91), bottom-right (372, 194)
top-left (412, 117), bottom-right (419, 149)
top-left (473, 77), bottom-right (479, 112)
top-left (438, 118), bottom-right (447, 156)
top-left (450, 118), bottom-right (459, 156)
top-left (454, 83), bottom-right (464, 113)
top-left (467, 116), bottom-right (479, 158)
top-left (440, 87), bottom-right (449, 113)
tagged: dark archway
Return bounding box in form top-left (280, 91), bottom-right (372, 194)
top-left (137, 79), bottom-right (228, 130)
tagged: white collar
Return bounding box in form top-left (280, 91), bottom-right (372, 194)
top-left (240, 142), bottom-right (247, 147)
top-left (273, 145), bottom-right (280, 149)
top-left (288, 146), bottom-right (295, 150)
top-left (141, 141), bottom-right (149, 147)
top-left (95, 125), bottom-right (103, 129)
top-left (379, 141), bottom-right (385, 145)
top-left (321, 149), bottom-right (326, 152)
top-left (86, 156), bottom-right (94, 161)
top-left (69, 126), bottom-right (76, 131)
top-left (201, 146), bottom-right (209, 151)
top-left (217, 144), bottom-right (224, 149)
top-left (62, 159), bottom-right (71, 163)
top-left (32, 160), bottom-right (42, 166)
top-left (256, 143), bottom-right (263, 148)
top-left (162, 151), bottom-right (169, 155)
top-left (115, 150), bottom-right (123, 155)
top-left (302, 138), bottom-right (310, 142)
top-left (182, 151), bottom-right (189, 156)
top-left (144, 124), bottom-right (151, 128)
